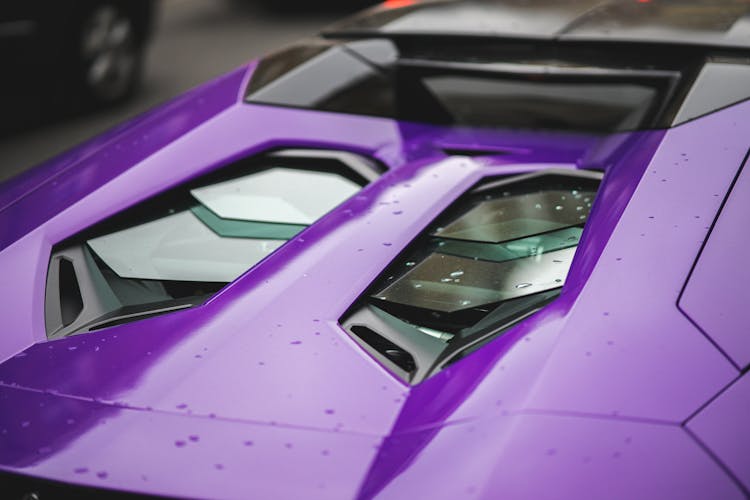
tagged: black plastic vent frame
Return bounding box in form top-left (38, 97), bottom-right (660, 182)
top-left (56, 258), bottom-right (83, 328)
top-left (351, 325), bottom-right (417, 374)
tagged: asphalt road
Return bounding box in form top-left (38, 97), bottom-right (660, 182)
top-left (0, 0), bottom-right (353, 184)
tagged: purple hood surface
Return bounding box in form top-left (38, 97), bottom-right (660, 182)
top-left (0, 59), bottom-right (748, 500)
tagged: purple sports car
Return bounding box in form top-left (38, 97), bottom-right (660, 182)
top-left (1, 0), bottom-right (749, 498)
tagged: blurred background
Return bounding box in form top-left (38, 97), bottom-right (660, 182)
top-left (0, 0), bottom-right (376, 184)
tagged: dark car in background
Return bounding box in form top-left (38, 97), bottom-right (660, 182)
top-left (0, 1), bottom-right (157, 135)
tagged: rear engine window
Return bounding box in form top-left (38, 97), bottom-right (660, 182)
top-left (245, 39), bottom-right (676, 133)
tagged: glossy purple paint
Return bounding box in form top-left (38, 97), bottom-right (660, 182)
top-left (0, 60), bottom-right (747, 498)
top-left (371, 414), bottom-right (743, 500)
top-left (687, 372), bottom-right (750, 491)
top-left (0, 385), bottom-right (381, 499)
top-left (680, 150), bottom-right (750, 370)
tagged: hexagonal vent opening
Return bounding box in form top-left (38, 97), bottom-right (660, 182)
top-left (45, 149), bottom-right (382, 339)
top-left (341, 169), bottom-right (602, 384)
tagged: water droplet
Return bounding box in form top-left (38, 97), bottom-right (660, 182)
top-left (214, 464), bottom-right (224, 470)
top-left (554, 205), bottom-right (564, 211)
top-left (392, 210), bottom-right (403, 215)
top-left (382, 242), bottom-right (392, 247)
top-left (405, 261), bottom-right (416, 267)
top-left (20, 421), bottom-right (30, 428)
top-left (515, 283), bottom-right (532, 289)
top-left (460, 300), bottom-right (472, 306)
top-left (175, 440), bottom-right (186, 447)
top-left (450, 270), bottom-right (464, 277)
top-left (414, 283), bottom-right (423, 288)
top-left (576, 206), bottom-right (584, 211)
top-left (534, 203), bottom-right (542, 209)
top-left (74, 467), bottom-right (89, 474)
top-left (290, 340), bottom-right (302, 345)
top-left (189, 435), bottom-right (200, 442)
top-left (97, 471), bottom-right (108, 479)
top-left (440, 278), bottom-right (453, 283)
top-left (243, 440), bottom-right (254, 446)
top-left (324, 409), bottom-right (335, 415)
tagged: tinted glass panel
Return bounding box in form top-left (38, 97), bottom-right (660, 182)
top-left (421, 76), bottom-right (656, 131)
top-left (87, 212), bottom-right (285, 283)
top-left (672, 61), bottom-right (750, 125)
top-left (435, 226), bottom-right (583, 262)
top-left (190, 205), bottom-right (305, 240)
top-left (373, 246), bottom-right (576, 313)
top-left (434, 190), bottom-right (594, 243)
top-left (191, 167), bottom-right (360, 225)
top-left (248, 44), bottom-right (394, 116)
